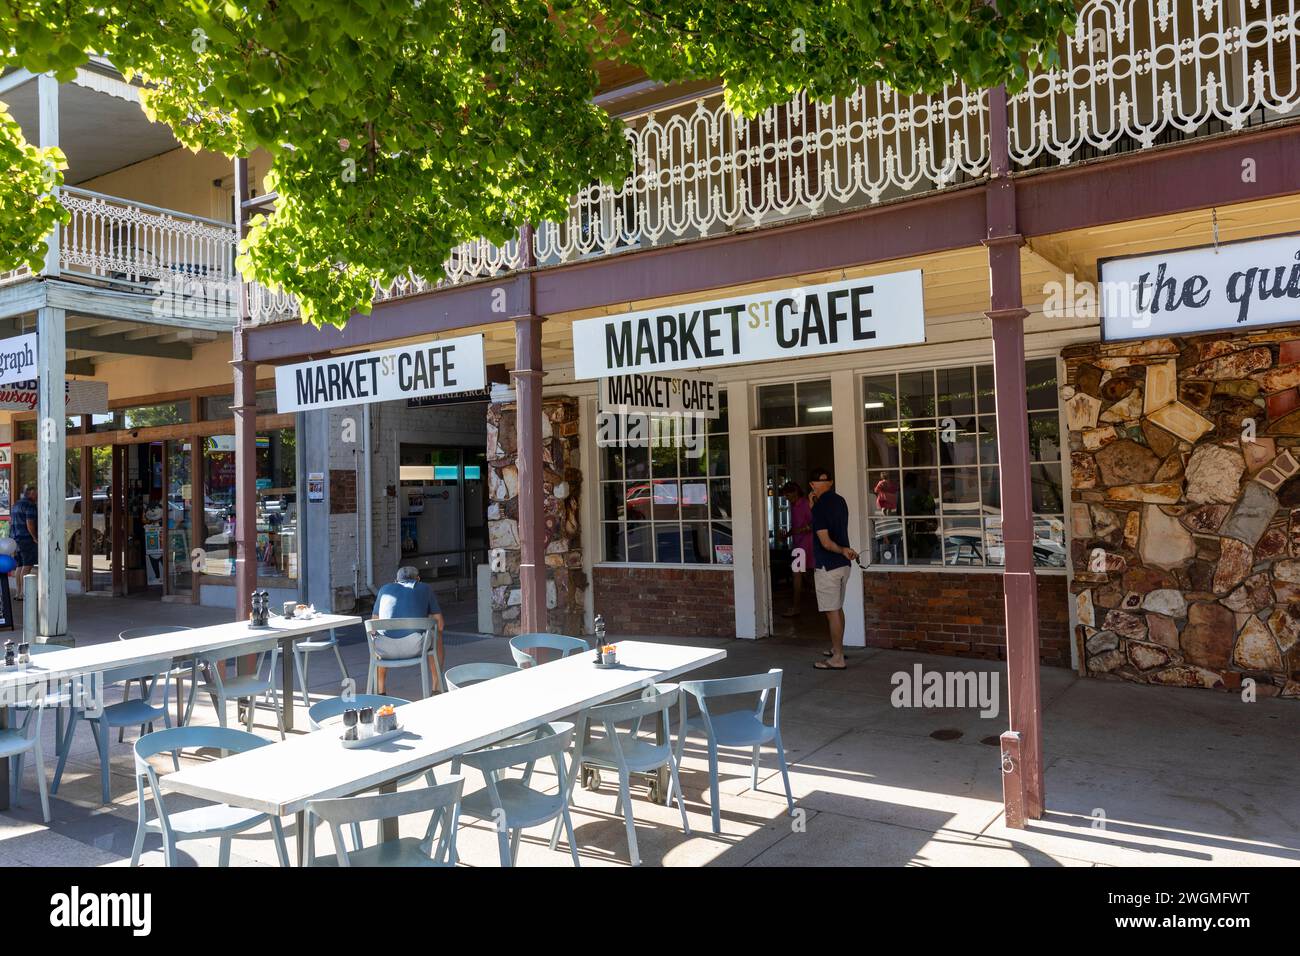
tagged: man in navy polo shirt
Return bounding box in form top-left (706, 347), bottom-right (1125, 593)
top-left (809, 467), bottom-right (857, 670)
top-left (11, 484), bottom-right (37, 597)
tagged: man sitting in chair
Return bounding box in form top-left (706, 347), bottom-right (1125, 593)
top-left (372, 566), bottom-right (445, 694)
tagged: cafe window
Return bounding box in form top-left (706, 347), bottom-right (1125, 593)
top-left (203, 390), bottom-right (279, 421)
top-left (599, 390), bottom-right (733, 565)
top-left (863, 359), bottom-right (1065, 569)
top-left (202, 428), bottom-right (298, 583)
top-left (118, 402), bottom-right (191, 430)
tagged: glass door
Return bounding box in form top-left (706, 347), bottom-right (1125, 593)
top-left (165, 440), bottom-right (192, 595)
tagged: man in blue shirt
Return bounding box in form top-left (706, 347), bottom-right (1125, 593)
top-left (809, 467), bottom-right (857, 671)
top-left (371, 566), bottom-right (445, 693)
top-left (10, 484), bottom-right (38, 598)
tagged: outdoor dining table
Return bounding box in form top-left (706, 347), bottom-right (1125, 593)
top-left (0, 613), bottom-right (361, 812)
top-left (159, 639), bottom-right (727, 865)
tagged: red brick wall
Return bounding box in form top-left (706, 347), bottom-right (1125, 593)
top-left (594, 566), bottom-right (735, 638)
top-left (863, 571), bottom-right (1071, 668)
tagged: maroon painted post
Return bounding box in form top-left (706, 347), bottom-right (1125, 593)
top-left (514, 313), bottom-right (548, 633)
top-left (232, 157), bottom-right (257, 625)
top-left (985, 86), bottom-right (1044, 824)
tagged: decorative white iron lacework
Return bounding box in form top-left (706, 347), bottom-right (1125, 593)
top-left (0, 264), bottom-right (31, 287)
top-left (1009, 0), bottom-right (1300, 166)
top-left (532, 83), bottom-right (988, 266)
top-left (58, 187), bottom-right (238, 288)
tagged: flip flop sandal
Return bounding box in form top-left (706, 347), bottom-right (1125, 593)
top-left (814, 660), bottom-right (847, 671)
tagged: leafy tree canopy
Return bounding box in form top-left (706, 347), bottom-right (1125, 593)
top-left (1, 0), bottom-right (1074, 327)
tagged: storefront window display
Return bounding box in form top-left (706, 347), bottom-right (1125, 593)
top-left (863, 359), bottom-right (1065, 569)
top-left (203, 428), bottom-right (298, 583)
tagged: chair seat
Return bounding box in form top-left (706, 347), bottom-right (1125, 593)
top-left (296, 638), bottom-right (337, 650)
top-left (210, 675), bottom-right (274, 699)
top-left (148, 801), bottom-right (265, 836)
top-left (311, 838), bottom-right (449, 867)
top-left (0, 728), bottom-right (35, 757)
top-left (688, 711), bottom-right (776, 748)
top-left (461, 779), bottom-right (563, 830)
top-left (101, 699), bottom-right (167, 728)
top-left (583, 737), bottom-right (671, 774)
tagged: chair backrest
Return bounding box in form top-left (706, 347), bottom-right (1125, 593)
top-left (102, 657), bottom-right (174, 703)
top-left (508, 633), bottom-right (590, 668)
top-left (118, 625), bottom-right (193, 642)
top-left (444, 662), bottom-right (517, 690)
top-left (365, 617), bottom-right (435, 654)
top-left (306, 775), bottom-right (464, 867)
top-left (679, 668), bottom-right (783, 725)
top-left (133, 726), bottom-right (271, 830)
top-left (307, 694), bottom-right (409, 731)
top-left (587, 683), bottom-right (679, 760)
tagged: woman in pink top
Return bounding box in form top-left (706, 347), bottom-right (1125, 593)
top-left (779, 481), bottom-right (815, 617)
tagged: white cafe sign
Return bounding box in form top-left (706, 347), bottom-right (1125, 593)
top-left (275, 334), bottom-right (486, 413)
top-left (571, 272), bottom-right (926, 380)
top-left (598, 371), bottom-right (720, 419)
top-left (1100, 233), bottom-right (1300, 341)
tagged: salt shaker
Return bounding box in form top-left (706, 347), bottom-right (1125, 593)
top-left (342, 708), bottom-right (359, 742)
top-left (358, 706), bottom-right (375, 740)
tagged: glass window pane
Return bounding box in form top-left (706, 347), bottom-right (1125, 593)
top-left (707, 390), bottom-right (729, 435)
top-left (711, 522), bottom-right (734, 564)
top-left (681, 523), bottom-right (710, 563)
top-left (709, 479), bottom-right (732, 520)
top-left (1031, 463), bottom-right (1064, 514)
top-left (865, 425), bottom-right (901, 469)
top-left (650, 480), bottom-right (680, 522)
top-left (978, 415), bottom-right (998, 465)
top-left (936, 366), bottom-right (975, 418)
top-left (984, 517), bottom-right (1005, 567)
top-left (121, 402), bottom-right (191, 429)
top-left (904, 519), bottom-right (943, 565)
top-left (938, 417), bottom-right (979, 466)
top-left (863, 374), bottom-right (897, 422)
top-left (623, 443), bottom-right (649, 481)
top-left (706, 435), bottom-right (729, 477)
top-left (897, 425), bottom-right (938, 469)
top-left (654, 524), bottom-right (684, 562)
top-left (602, 482), bottom-right (626, 521)
top-left (604, 523), bottom-right (627, 562)
top-left (1034, 516), bottom-right (1067, 568)
top-left (681, 440), bottom-right (707, 477)
top-left (651, 445), bottom-right (679, 478)
top-left (626, 522), bottom-right (653, 561)
top-left (868, 470), bottom-right (901, 516)
top-left (981, 466), bottom-right (1001, 513)
top-left (940, 467), bottom-right (980, 513)
top-left (870, 516), bottom-right (904, 565)
top-left (901, 470), bottom-right (938, 516)
top-left (796, 379), bottom-right (833, 427)
top-left (757, 383), bottom-right (796, 429)
top-left (1025, 358), bottom-right (1058, 411)
top-left (1028, 412), bottom-right (1062, 462)
top-left (898, 370), bottom-right (934, 421)
top-left (942, 517), bottom-right (985, 567)
top-left (976, 364), bottom-right (996, 414)
top-left (600, 444), bottom-right (624, 481)
top-left (681, 480), bottom-right (708, 520)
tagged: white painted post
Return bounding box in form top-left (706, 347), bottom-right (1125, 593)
top-left (36, 306), bottom-right (67, 638)
top-left (38, 73), bottom-right (59, 277)
top-left (831, 369), bottom-right (866, 647)
top-left (729, 379), bottom-right (758, 639)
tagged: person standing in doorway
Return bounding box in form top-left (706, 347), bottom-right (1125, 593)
top-left (11, 484), bottom-right (37, 599)
top-left (776, 480), bottom-right (814, 617)
top-left (808, 467), bottom-right (857, 670)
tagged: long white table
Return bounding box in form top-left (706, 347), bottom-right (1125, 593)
top-left (0, 613), bottom-right (361, 811)
top-left (160, 640), bottom-right (726, 862)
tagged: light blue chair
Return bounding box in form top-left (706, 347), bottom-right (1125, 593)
top-left (291, 627), bottom-right (349, 707)
top-left (53, 657), bottom-right (175, 805)
top-left (676, 669), bottom-right (796, 834)
top-left (365, 617), bottom-right (442, 697)
top-left (305, 774), bottom-right (464, 867)
top-left (508, 633), bottom-right (589, 668)
top-left (27, 642), bottom-right (73, 755)
top-left (454, 722), bottom-right (581, 867)
top-left (556, 683), bottom-right (689, 866)
top-left (118, 625), bottom-right (194, 737)
top-left (188, 643), bottom-right (285, 738)
top-left (2, 697), bottom-right (51, 822)
top-left (306, 693), bottom-right (409, 732)
top-left (444, 662), bottom-right (517, 690)
top-left (129, 725), bottom-right (290, 867)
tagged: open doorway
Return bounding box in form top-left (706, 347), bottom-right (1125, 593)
top-left (762, 431), bottom-right (835, 643)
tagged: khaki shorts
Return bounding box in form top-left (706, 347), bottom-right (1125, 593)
top-left (814, 565), bottom-right (851, 612)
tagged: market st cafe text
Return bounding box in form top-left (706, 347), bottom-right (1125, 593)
top-left (294, 344), bottom-right (459, 408)
top-left (604, 282), bottom-right (879, 370)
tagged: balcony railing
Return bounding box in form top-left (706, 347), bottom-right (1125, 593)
top-left (235, 0), bottom-right (1294, 324)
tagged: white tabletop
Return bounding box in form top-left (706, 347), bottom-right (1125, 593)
top-left (0, 614), bottom-right (361, 695)
top-left (161, 640), bottom-right (726, 816)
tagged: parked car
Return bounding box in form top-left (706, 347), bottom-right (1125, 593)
top-left (65, 494), bottom-right (111, 556)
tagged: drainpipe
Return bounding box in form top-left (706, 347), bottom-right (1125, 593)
top-left (362, 406), bottom-right (375, 596)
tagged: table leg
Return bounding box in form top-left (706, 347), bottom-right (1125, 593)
top-left (296, 809), bottom-right (309, 867)
top-left (379, 779), bottom-right (398, 843)
top-left (0, 708), bottom-right (9, 812)
top-left (280, 637), bottom-right (295, 733)
top-left (654, 708), bottom-right (669, 805)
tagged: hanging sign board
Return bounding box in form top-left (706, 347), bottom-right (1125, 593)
top-left (275, 334), bottom-right (486, 413)
top-left (1100, 233), bottom-right (1300, 341)
top-left (598, 371), bottom-right (721, 419)
top-left (0, 379), bottom-right (108, 415)
top-left (571, 272), bottom-right (925, 379)
top-left (0, 333), bottom-right (37, 387)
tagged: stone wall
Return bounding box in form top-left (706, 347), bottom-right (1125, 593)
top-left (486, 397), bottom-right (585, 636)
top-left (593, 566), bottom-right (736, 638)
top-left (864, 570), bottom-right (1071, 666)
top-left (1064, 332), bottom-right (1300, 698)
